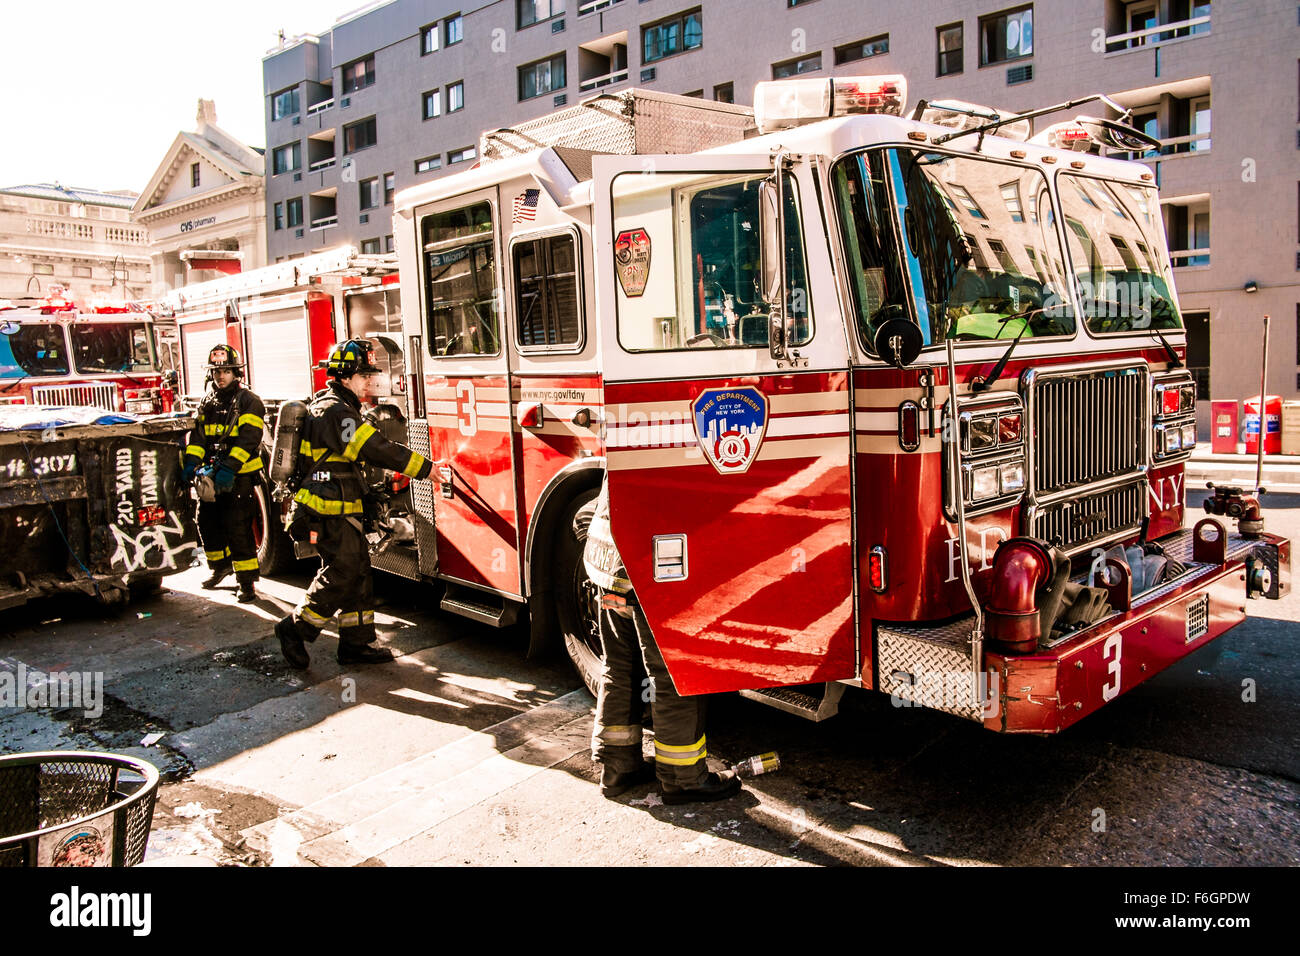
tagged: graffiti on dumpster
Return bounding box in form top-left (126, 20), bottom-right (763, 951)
top-left (107, 444), bottom-right (192, 573)
top-left (109, 515), bottom-right (191, 572)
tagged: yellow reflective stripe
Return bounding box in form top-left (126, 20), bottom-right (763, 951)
top-left (341, 422), bottom-right (377, 462)
top-left (654, 735), bottom-right (706, 753)
top-left (238, 413), bottom-right (265, 432)
top-left (655, 748), bottom-right (708, 766)
top-left (300, 441), bottom-right (330, 463)
top-left (228, 446), bottom-right (250, 463)
top-left (293, 488), bottom-right (364, 515)
top-left (203, 424), bottom-right (227, 435)
top-left (231, 557), bottom-right (259, 572)
top-left (324, 454), bottom-right (349, 463)
top-left (654, 734), bottom-right (707, 766)
top-left (597, 725), bottom-right (643, 747)
top-left (339, 611), bottom-right (360, 627)
top-left (238, 457), bottom-right (263, 474)
top-left (204, 549), bottom-right (228, 562)
top-left (185, 444), bottom-right (205, 459)
top-left (401, 452), bottom-right (427, 479)
top-left (298, 605), bottom-right (330, 626)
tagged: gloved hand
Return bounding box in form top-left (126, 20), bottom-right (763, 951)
top-left (182, 460), bottom-right (198, 483)
top-left (213, 463), bottom-right (236, 493)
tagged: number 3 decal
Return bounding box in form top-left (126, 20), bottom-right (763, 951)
top-left (1102, 635), bottom-right (1122, 702)
top-left (456, 379), bottom-right (478, 437)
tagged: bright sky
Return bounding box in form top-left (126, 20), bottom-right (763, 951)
top-left (0, 0), bottom-right (341, 195)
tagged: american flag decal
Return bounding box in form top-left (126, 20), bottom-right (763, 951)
top-left (512, 188), bottom-right (540, 223)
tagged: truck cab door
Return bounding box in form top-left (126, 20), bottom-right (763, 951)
top-left (406, 186), bottom-right (523, 597)
top-left (592, 153), bottom-right (855, 695)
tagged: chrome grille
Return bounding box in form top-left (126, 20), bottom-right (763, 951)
top-left (31, 382), bottom-right (118, 410)
top-left (1031, 366), bottom-right (1145, 494)
top-left (1031, 481), bottom-right (1145, 552)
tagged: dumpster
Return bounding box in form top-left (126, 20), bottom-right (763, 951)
top-left (0, 751), bottom-right (160, 867)
top-left (1211, 400), bottom-right (1239, 454)
top-left (0, 407), bottom-right (198, 609)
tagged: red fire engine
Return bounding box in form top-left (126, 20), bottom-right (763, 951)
top-left (162, 246), bottom-right (403, 572)
top-left (392, 81), bottom-right (1290, 732)
top-left (0, 292), bottom-right (171, 415)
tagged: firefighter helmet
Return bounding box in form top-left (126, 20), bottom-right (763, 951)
top-left (322, 339), bottom-right (382, 378)
top-left (205, 344), bottom-right (244, 374)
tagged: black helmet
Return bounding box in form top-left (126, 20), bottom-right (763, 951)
top-left (205, 343), bottom-right (244, 373)
top-left (322, 339), bottom-right (381, 378)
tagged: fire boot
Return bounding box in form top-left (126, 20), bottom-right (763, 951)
top-left (600, 759), bottom-right (656, 798)
top-left (201, 563), bottom-right (232, 590)
top-left (235, 576), bottom-right (257, 604)
top-left (660, 769), bottom-right (743, 806)
top-left (337, 643), bottom-right (394, 665)
top-left (275, 616), bottom-right (310, 670)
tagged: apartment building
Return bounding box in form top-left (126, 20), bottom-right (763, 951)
top-left (0, 183), bottom-right (151, 304)
top-left (262, 0), bottom-right (1299, 407)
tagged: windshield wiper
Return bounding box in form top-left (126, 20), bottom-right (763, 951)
top-left (971, 309), bottom-right (1042, 394)
top-left (1153, 329), bottom-right (1183, 369)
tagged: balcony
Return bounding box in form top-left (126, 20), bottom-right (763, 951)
top-left (1104, 13), bottom-right (1210, 55)
top-left (308, 156), bottom-right (336, 172)
top-left (1169, 247), bottom-right (1210, 268)
top-left (310, 215), bottom-right (339, 231)
top-left (307, 97), bottom-right (334, 116)
top-left (579, 68), bottom-right (629, 93)
top-left (579, 32), bottom-right (628, 94)
top-left (578, 0), bottom-right (623, 17)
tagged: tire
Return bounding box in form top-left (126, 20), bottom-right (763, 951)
top-left (553, 489), bottom-right (602, 697)
top-left (252, 480), bottom-right (295, 576)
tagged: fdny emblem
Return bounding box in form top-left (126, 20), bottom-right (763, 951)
top-left (614, 227), bottom-right (651, 297)
top-left (692, 387), bottom-right (768, 475)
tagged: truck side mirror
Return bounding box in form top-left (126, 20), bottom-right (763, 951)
top-left (873, 317), bottom-right (923, 368)
top-left (759, 179), bottom-right (783, 309)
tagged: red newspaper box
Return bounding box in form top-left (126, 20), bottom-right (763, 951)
top-left (1211, 400), bottom-right (1239, 454)
top-left (1244, 395), bottom-right (1282, 455)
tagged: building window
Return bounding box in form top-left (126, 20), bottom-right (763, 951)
top-left (415, 155), bottom-right (442, 174)
top-left (274, 202), bottom-right (284, 230)
top-left (772, 52), bottom-right (822, 79)
top-left (445, 14), bottom-right (463, 46)
top-left (1190, 96), bottom-right (1211, 152)
top-left (32, 263), bottom-right (54, 275)
top-left (422, 88), bottom-right (442, 119)
top-left (643, 8), bottom-right (702, 63)
top-left (286, 197), bottom-right (303, 228)
top-left (937, 22), bottom-right (963, 75)
top-left (360, 238), bottom-right (381, 254)
top-left (519, 0), bottom-right (564, 28)
top-left (447, 81), bottom-right (464, 112)
top-left (420, 23), bottom-right (439, 54)
top-left (343, 117), bottom-right (377, 153)
top-left (949, 184), bottom-right (988, 219)
top-left (515, 233), bottom-right (582, 348)
top-left (834, 33), bottom-right (889, 65)
top-left (342, 55), bottom-right (376, 94)
top-left (385, 235), bottom-right (394, 253)
top-left (519, 54), bottom-right (567, 100)
top-left (72, 265), bottom-right (92, 279)
top-left (448, 146), bottom-right (476, 165)
top-left (713, 82), bottom-right (733, 103)
top-left (384, 172), bottom-right (395, 204)
top-left (271, 142), bottom-right (301, 174)
top-left (360, 176), bottom-right (381, 210)
top-left (190, 163), bottom-right (200, 188)
top-left (1000, 182), bottom-right (1023, 222)
top-left (271, 87), bottom-right (300, 120)
top-left (979, 6), bottom-right (1033, 66)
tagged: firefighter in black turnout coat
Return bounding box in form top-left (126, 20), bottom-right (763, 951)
top-left (182, 345), bottom-right (265, 603)
top-left (275, 339), bottom-right (432, 668)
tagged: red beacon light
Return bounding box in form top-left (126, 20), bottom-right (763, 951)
top-left (754, 75), bottom-right (907, 134)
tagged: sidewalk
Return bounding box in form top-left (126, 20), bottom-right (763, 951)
top-left (1185, 447), bottom-right (1300, 494)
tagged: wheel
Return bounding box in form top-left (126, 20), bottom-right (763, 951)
top-left (554, 489), bottom-right (602, 697)
top-left (252, 480), bottom-right (295, 576)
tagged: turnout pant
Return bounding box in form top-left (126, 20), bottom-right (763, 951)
top-left (292, 516), bottom-right (376, 647)
top-left (196, 482), bottom-right (259, 583)
top-left (591, 595), bottom-right (708, 788)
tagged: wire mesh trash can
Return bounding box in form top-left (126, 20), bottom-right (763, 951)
top-left (0, 751), bottom-right (160, 867)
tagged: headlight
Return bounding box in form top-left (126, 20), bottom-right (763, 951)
top-left (999, 460), bottom-right (1025, 494)
top-left (1163, 427), bottom-right (1181, 453)
top-left (998, 414), bottom-right (1022, 445)
top-left (1181, 422), bottom-right (1197, 448)
top-left (968, 417), bottom-right (997, 452)
top-left (971, 464), bottom-right (1000, 501)
top-left (1180, 385), bottom-right (1196, 413)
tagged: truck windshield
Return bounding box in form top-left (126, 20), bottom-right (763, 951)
top-left (835, 148), bottom-right (1075, 349)
top-left (0, 323), bottom-right (70, 377)
top-left (69, 322), bottom-right (156, 374)
top-left (1055, 173), bottom-right (1182, 334)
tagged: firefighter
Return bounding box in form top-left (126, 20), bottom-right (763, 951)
top-left (584, 480), bottom-right (742, 804)
top-left (182, 344), bottom-right (264, 603)
top-left (274, 339), bottom-right (432, 669)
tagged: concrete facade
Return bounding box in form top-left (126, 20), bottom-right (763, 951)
top-left (0, 183), bottom-right (151, 304)
top-left (262, 0), bottom-right (1299, 405)
top-left (133, 100), bottom-right (267, 298)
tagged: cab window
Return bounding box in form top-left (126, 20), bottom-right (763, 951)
top-left (0, 323), bottom-right (70, 377)
top-left (513, 233), bottom-right (582, 349)
top-left (421, 201), bottom-right (499, 356)
top-left (611, 170), bottom-right (810, 351)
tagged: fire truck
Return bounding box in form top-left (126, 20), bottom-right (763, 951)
top-left (162, 247), bottom-right (403, 572)
top-left (396, 80), bottom-right (1288, 733)
top-left (0, 293), bottom-right (171, 416)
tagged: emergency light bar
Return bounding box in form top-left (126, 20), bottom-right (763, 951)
top-left (1033, 120), bottom-right (1095, 152)
top-left (754, 75), bottom-right (907, 134)
top-left (915, 99), bottom-right (1031, 142)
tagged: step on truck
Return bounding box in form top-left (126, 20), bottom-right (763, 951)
top-left (378, 78), bottom-right (1284, 732)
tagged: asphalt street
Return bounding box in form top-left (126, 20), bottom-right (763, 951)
top-left (0, 489), bottom-right (1295, 866)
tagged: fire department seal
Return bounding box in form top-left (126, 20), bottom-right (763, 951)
top-left (692, 386), bottom-right (768, 475)
top-left (614, 227), bottom-right (651, 297)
